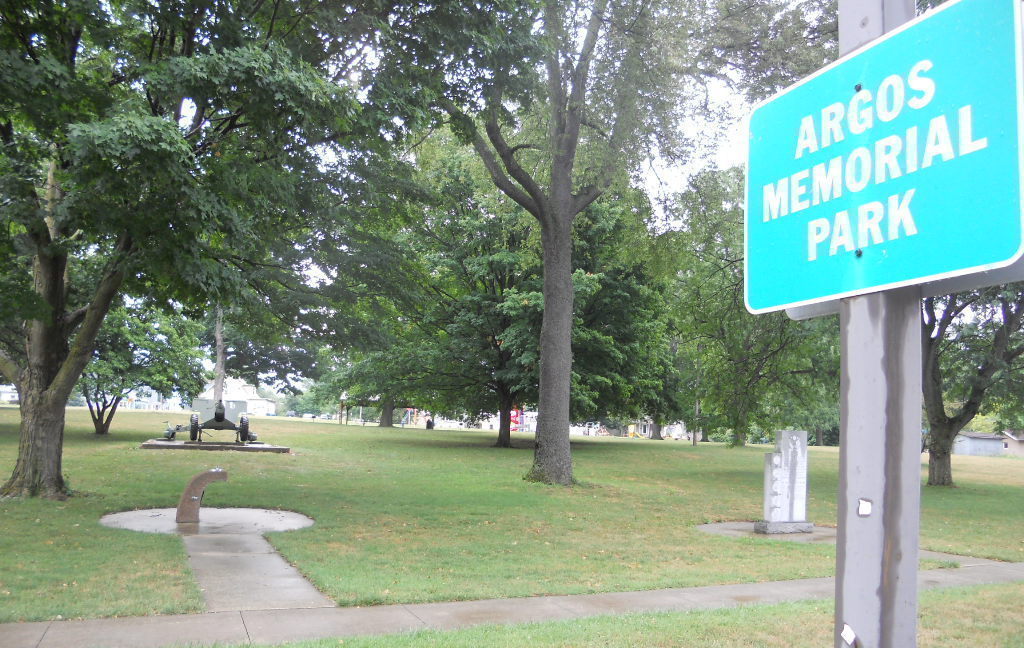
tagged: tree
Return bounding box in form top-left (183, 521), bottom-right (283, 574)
top-left (666, 168), bottom-right (827, 445)
top-left (763, 316), bottom-right (841, 445)
top-left (0, 0), bottom-right (382, 497)
top-left (429, 0), bottom-right (720, 484)
top-left (706, 0), bottom-right (837, 104)
top-left (921, 287), bottom-right (1024, 486)
top-left (78, 304), bottom-right (207, 435)
top-left (318, 130), bottom-right (681, 448)
top-left (568, 194), bottom-right (684, 429)
top-left (402, 145), bottom-right (538, 445)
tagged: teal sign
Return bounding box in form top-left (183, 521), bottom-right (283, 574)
top-left (745, 0), bottom-right (1024, 313)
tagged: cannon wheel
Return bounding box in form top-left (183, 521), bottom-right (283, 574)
top-left (238, 416), bottom-right (250, 443)
top-left (189, 414), bottom-right (200, 441)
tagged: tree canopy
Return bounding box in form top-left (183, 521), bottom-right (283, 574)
top-left (0, 0), bottom-right (504, 497)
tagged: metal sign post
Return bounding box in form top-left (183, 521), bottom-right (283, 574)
top-left (836, 287), bottom-right (921, 648)
top-left (835, 3), bottom-right (918, 647)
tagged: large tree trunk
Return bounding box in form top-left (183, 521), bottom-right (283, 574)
top-left (86, 395), bottom-right (122, 435)
top-left (926, 420), bottom-right (962, 487)
top-left (815, 428), bottom-right (824, 446)
top-left (378, 399), bottom-right (395, 427)
top-left (650, 422), bottom-right (663, 440)
top-left (528, 217), bottom-right (574, 484)
top-left (1, 226), bottom-right (129, 497)
top-left (496, 390), bottom-right (514, 448)
top-left (2, 235), bottom-right (72, 497)
top-left (692, 399), bottom-right (701, 446)
top-left (729, 403), bottom-right (749, 446)
top-left (928, 445), bottom-right (954, 487)
top-left (3, 389), bottom-right (67, 498)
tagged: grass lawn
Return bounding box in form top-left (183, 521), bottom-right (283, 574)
top-left (1, 407), bottom-right (1022, 627)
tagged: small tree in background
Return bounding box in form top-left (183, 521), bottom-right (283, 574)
top-left (78, 305), bottom-right (207, 435)
top-left (922, 287), bottom-right (1024, 486)
top-left (666, 169), bottom-right (830, 446)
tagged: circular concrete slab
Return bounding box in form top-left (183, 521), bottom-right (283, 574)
top-left (100, 507), bottom-right (315, 535)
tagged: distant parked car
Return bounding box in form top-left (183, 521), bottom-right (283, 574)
top-left (302, 413), bottom-right (316, 419)
top-left (286, 410), bottom-right (296, 417)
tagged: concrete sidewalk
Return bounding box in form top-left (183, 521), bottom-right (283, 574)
top-left (6, 561), bottom-right (1024, 648)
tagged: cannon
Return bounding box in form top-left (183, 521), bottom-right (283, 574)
top-left (163, 421), bottom-right (186, 440)
top-left (187, 400), bottom-right (257, 444)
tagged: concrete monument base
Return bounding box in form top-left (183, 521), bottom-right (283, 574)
top-left (141, 439), bottom-right (290, 453)
top-left (754, 520), bottom-right (814, 534)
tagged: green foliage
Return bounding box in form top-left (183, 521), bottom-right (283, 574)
top-left (707, 0), bottom-right (837, 103)
top-left (0, 0), bottom-right (366, 313)
top-left (922, 286), bottom-right (1024, 485)
top-left (0, 0), bottom-right (401, 496)
top-left (570, 195), bottom-right (685, 424)
top-left (316, 131), bottom-right (684, 432)
top-left (926, 287), bottom-right (1024, 413)
top-left (664, 168), bottom-right (837, 445)
top-left (77, 303), bottom-right (207, 434)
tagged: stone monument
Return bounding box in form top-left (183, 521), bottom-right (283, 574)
top-left (754, 429), bottom-right (813, 534)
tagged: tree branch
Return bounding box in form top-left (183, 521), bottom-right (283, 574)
top-left (63, 307), bottom-right (88, 332)
top-left (438, 99), bottom-right (540, 219)
top-left (48, 235), bottom-right (133, 402)
top-left (483, 101), bottom-right (548, 216)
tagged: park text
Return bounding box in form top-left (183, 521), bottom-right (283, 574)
top-left (760, 59), bottom-right (988, 261)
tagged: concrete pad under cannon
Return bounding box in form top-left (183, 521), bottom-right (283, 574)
top-left (140, 439), bottom-right (290, 452)
top-left (243, 606), bottom-right (426, 644)
top-left (34, 612), bottom-right (247, 648)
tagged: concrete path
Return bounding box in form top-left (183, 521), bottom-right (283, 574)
top-left (182, 534), bottom-right (334, 612)
top-left (98, 507), bottom-right (333, 614)
top-left (5, 560), bottom-right (1024, 648)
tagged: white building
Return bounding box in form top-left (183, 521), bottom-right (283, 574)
top-left (192, 378), bottom-right (277, 417)
top-left (952, 431), bottom-right (1005, 457)
top-left (1001, 431), bottom-right (1024, 458)
top-left (124, 391), bottom-right (187, 411)
top-left (0, 384), bottom-right (18, 404)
